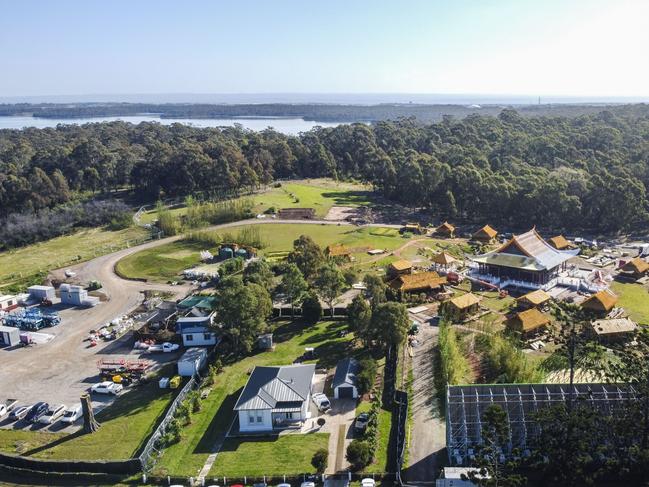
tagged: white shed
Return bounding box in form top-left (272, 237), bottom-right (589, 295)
top-left (0, 325), bottom-right (20, 347)
top-left (333, 357), bottom-right (360, 399)
top-left (27, 285), bottom-right (55, 301)
top-left (177, 348), bottom-right (207, 377)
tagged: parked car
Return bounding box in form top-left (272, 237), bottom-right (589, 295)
top-left (0, 399), bottom-right (17, 419)
top-left (147, 342), bottom-right (179, 353)
top-left (354, 412), bottom-right (370, 433)
top-left (39, 404), bottom-right (66, 424)
top-left (61, 404), bottom-right (82, 424)
top-left (312, 393), bottom-right (331, 412)
top-left (361, 479), bottom-right (376, 487)
top-left (10, 405), bottom-right (31, 421)
top-left (300, 483), bottom-right (315, 487)
top-left (91, 381), bottom-right (123, 395)
top-left (25, 402), bottom-right (49, 423)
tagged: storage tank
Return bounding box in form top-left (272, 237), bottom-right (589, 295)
top-left (219, 247), bottom-right (234, 260)
top-left (235, 248), bottom-right (248, 259)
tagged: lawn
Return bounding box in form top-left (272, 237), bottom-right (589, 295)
top-left (0, 225), bottom-right (150, 290)
top-left (154, 320), bottom-right (357, 477)
top-left (115, 240), bottom-right (204, 282)
top-left (116, 223), bottom-right (417, 282)
top-left (139, 179), bottom-right (374, 223)
top-left (0, 366), bottom-right (179, 461)
top-left (210, 434), bottom-right (330, 477)
top-left (611, 281), bottom-right (649, 324)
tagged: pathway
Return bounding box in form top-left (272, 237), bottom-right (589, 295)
top-left (404, 323), bottom-right (446, 483)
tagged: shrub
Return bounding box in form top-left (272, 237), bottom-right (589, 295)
top-left (357, 358), bottom-right (378, 395)
top-left (219, 257), bottom-right (244, 277)
top-left (311, 448), bottom-right (328, 473)
top-left (186, 390), bottom-right (202, 413)
top-left (175, 399), bottom-right (192, 426)
top-left (302, 293), bottom-right (323, 324)
top-left (317, 417), bottom-right (326, 427)
top-left (346, 440), bottom-right (372, 470)
top-left (343, 268), bottom-right (358, 286)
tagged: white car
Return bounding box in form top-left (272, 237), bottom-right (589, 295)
top-left (361, 479), bottom-right (376, 487)
top-left (61, 404), bottom-right (82, 424)
top-left (39, 404), bottom-right (66, 424)
top-left (10, 405), bottom-right (31, 420)
top-left (147, 342), bottom-right (180, 353)
top-left (91, 381), bottom-right (123, 395)
top-left (300, 483), bottom-right (315, 487)
top-left (312, 393), bottom-right (331, 412)
top-left (0, 400), bottom-right (17, 419)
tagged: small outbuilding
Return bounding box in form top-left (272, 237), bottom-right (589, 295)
top-left (591, 317), bottom-right (637, 343)
top-left (326, 244), bottom-right (352, 261)
top-left (0, 294), bottom-right (19, 312)
top-left (388, 259), bottom-right (413, 277)
top-left (548, 235), bottom-right (575, 250)
top-left (516, 289), bottom-right (552, 310)
top-left (580, 289), bottom-right (619, 315)
top-left (27, 285), bottom-right (55, 302)
top-left (177, 347), bottom-right (208, 377)
top-left (436, 222), bottom-right (456, 238)
top-left (506, 308), bottom-right (551, 338)
top-left (619, 257), bottom-right (649, 280)
top-left (444, 293), bottom-right (482, 320)
top-left (0, 325), bottom-right (20, 347)
top-left (401, 222), bottom-right (426, 235)
top-left (431, 252), bottom-right (460, 271)
top-left (472, 225), bottom-right (498, 243)
top-left (333, 357), bottom-right (360, 399)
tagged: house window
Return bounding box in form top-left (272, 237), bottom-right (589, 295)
top-left (257, 415), bottom-right (263, 423)
top-left (204, 333), bottom-right (212, 340)
top-left (249, 414), bottom-right (255, 424)
top-left (285, 412), bottom-right (293, 419)
top-left (186, 334), bottom-right (193, 341)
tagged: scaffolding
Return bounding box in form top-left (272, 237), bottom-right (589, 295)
top-left (446, 383), bottom-right (637, 465)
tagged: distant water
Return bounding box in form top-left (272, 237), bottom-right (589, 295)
top-left (0, 115), bottom-right (343, 135)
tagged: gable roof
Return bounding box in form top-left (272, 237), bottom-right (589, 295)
top-left (473, 225), bottom-right (498, 240)
top-left (472, 228), bottom-right (579, 271)
top-left (507, 308), bottom-right (551, 333)
top-left (591, 317), bottom-right (637, 336)
top-left (326, 244), bottom-right (351, 257)
top-left (621, 257), bottom-right (649, 274)
top-left (517, 289), bottom-right (552, 306)
top-left (234, 364), bottom-right (315, 411)
top-left (390, 271), bottom-right (447, 292)
top-left (549, 235), bottom-right (572, 250)
top-left (389, 259), bottom-right (413, 272)
top-left (581, 289), bottom-right (619, 313)
top-left (333, 357), bottom-right (360, 389)
top-left (449, 293), bottom-right (482, 310)
top-left (437, 221), bottom-right (456, 234)
top-left (431, 252), bottom-right (459, 265)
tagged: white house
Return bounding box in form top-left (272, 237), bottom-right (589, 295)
top-left (333, 357), bottom-right (360, 399)
top-left (233, 364), bottom-right (315, 433)
top-left (176, 314), bottom-right (217, 347)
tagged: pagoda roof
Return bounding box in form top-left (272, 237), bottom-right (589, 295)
top-left (472, 228), bottom-right (579, 271)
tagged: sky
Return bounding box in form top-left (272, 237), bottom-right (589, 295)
top-left (1, 0), bottom-right (649, 100)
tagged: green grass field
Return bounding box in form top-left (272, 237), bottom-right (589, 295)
top-left (611, 281), bottom-right (649, 324)
top-left (210, 434), bottom-right (330, 477)
top-left (0, 366), bottom-right (178, 460)
top-left (0, 226), bottom-right (150, 290)
top-left (154, 320), bottom-right (356, 477)
top-left (116, 223), bottom-right (417, 282)
top-left (139, 179), bottom-right (374, 223)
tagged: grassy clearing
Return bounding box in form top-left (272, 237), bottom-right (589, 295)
top-left (0, 226), bottom-right (150, 290)
top-left (0, 430), bottom-right (65, 455)
top-left (611, 281), bottom-right (649, 324)
top-left (139, 179), bottom-right (373, 223)
top-left (115, 240), bottom-right (204, 282)
top-left (210, 434), bottom-right (329, 477)
top-left (356, 400), bottom-right (392, 474)
top-left (155, 320), bottom-right (357, 478)
top-left (117, 223), bottom-right (417, 282)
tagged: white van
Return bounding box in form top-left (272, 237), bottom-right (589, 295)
top-left (61, 404), bottom-right (82, 424)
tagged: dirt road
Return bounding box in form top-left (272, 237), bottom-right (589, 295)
top-left (404, 323), bottom-right (446, 483)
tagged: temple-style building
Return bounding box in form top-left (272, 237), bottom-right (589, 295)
top-left (471, 228), bottom-right (579, 290)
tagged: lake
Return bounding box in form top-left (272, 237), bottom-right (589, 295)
top-left (0, 115), bottom-right (343, 135)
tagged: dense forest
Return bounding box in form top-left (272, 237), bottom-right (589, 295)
top-left (1, 105), bottom-right (649, 240)
top-left (0, 101), bottom-right (641, 123)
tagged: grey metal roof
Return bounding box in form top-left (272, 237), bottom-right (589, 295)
top-left (333, 357), bottom-right (359, 389)
top-left (234, 364), bottom-right (315, 411)
top-left (472, 229), bottom-right (579, 271)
